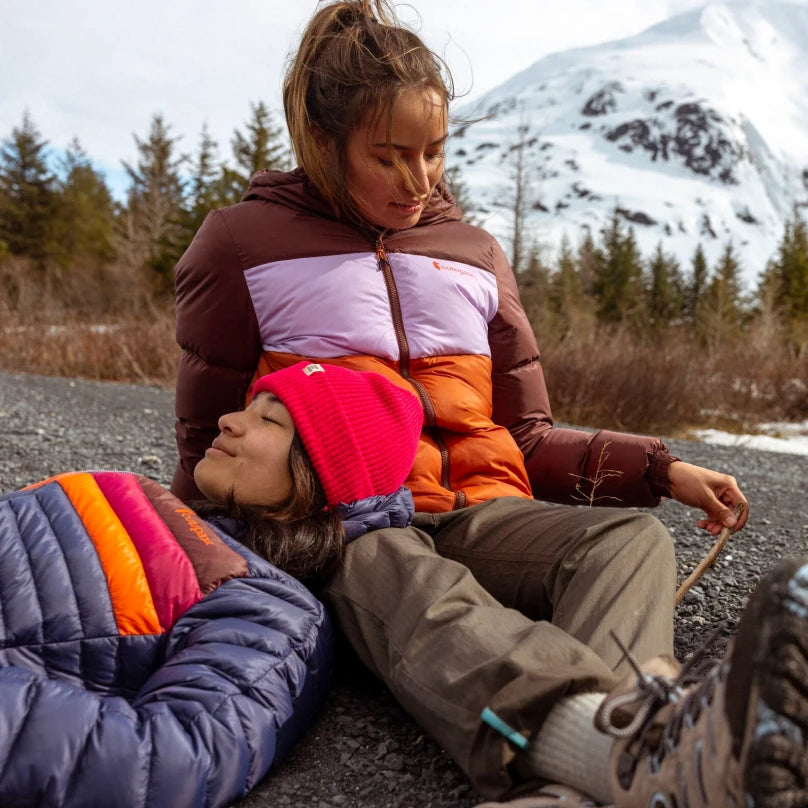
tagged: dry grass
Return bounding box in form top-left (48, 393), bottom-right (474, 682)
top-left (1, 256), bottom-right (805, 431)
top-left (0, 308), bottom-right (179, 386)
top-left (3, 309), bottom-right (804, 433)
top-left (537, 322), bottom-right (808, 435)
top-left (0, 256), bottom-right (178, 386)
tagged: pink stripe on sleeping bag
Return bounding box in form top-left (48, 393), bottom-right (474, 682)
top-left (93, 473), bottom-right (204, 630)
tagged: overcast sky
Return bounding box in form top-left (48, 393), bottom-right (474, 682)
top-left (2, 0), bottom-right (739, 196)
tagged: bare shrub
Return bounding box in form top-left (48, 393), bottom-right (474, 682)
top-left (2, 252), bottom-right (805, 432)
top-left (538, 325), bottom-right (701, 433)
top-left (717, 317), bottom-right (808, 422)
top-left (0, 255), bottom-right (157, 319)
top-left (0, 306), bottom-right (178, 386)
top-left (0, 254), bottom-right (178, 386)
top-left (536, 322), bottom-right (808, 434)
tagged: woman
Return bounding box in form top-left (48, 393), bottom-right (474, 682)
top-left (0, 362), bottom-right (422, 808)
top-left (171, 2), bottom-right (806, 806)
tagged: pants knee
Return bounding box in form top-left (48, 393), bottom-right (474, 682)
top-left (621, 511), bottom-right (676, 583)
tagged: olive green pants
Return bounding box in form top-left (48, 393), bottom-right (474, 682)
top-left (322, 497), bottom-right (676, 798)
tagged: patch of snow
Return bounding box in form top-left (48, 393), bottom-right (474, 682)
top-left (693, 421), bottom-right (808, 455)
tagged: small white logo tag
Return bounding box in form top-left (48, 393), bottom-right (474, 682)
top-left (303, 363), bottom-right (325, 375)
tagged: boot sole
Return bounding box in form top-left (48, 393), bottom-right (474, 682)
top-left (740, 556), bottom-right (808, 807)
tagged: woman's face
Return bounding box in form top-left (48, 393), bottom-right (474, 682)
top-left (194, 393), bottom-right (295, 507)
top-left (344, 88), bottom-right (448, 231)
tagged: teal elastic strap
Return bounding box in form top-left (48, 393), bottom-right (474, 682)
top-left (480, 707), bottom-right (529, 750)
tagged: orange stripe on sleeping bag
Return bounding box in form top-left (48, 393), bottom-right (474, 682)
top-left (20, 473), bottom-right (64, 491)
top-left (57, 474), bottom-right (161, 636)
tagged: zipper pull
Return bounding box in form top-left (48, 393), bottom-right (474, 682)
top-left (375, 239), bottom-right (390, 271)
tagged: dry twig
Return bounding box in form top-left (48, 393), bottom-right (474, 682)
top-left (570, 441), bottom-right (623, 507)
top-left (674, 502), bottom-right (746, 606)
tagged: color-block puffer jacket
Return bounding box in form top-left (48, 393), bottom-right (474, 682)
top-left (0, 471), bottom-right (333, 808)
top-left (173, 168), bottom-right (676, 510)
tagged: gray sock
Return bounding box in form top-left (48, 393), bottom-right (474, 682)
top-left (517, 692), bottom-right (613, 804)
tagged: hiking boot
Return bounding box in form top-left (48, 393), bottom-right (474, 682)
top-left (474, 783), bottom-right (601, 807)
top-left (595, 554), bottom-right (808, 807)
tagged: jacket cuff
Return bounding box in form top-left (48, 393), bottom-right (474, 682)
top-left (646, 448), bottom-right (681, 500)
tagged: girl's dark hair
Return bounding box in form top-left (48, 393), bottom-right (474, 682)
top-left (283, 0), bottom-right (455, 223)
top-left (193, 433), bottom-right (344, 584)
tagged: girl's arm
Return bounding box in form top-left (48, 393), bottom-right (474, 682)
top-left (486, 236), bottom-right (676, 508)
top-left (173, 210), bottom-right (262, 502)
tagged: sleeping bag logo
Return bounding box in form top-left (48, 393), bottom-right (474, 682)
top-left (174, 508), bottom-right (215, 545)
top-left (432, 259), bottom-right (474, 278)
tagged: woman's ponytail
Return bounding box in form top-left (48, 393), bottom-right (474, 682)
top-left (283, 0), bottom-right (454, 222)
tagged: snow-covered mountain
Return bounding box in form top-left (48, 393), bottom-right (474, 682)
top-left (449, 1), bottom-right (808, 289)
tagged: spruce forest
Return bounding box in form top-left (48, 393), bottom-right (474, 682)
top-left (1, 107), bottom-right (806, 436)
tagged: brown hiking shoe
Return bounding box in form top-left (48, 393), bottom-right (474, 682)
top-left (595, 554), bottom-right (808, 807)
top-left (474, 783), bottom-right (601, 807)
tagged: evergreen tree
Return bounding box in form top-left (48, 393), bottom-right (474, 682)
top-left (120, 113), bottom-right (187, 289)
top-left (186, 123), bottom-right (221, 236)
top-left (547, 234), bottom-right (594, 339)
top-left (620, 227), bottom-right (646, 326)
top-left (683, 243), bottom-right (709, 324)
top-left (767, 209), bottom-right (808, 322)
top-left (219, 102), bottom-right (290, 205)
top-left (53, 138), bottom-right (117, 266)
top-left (0, 111), bottom-right (57, 262)
top-left (551, 235), bottom-right (583, 310)
top-left (575, 229), bottom-right (600, 297)
top-left (591, 209), bottom-right (644, 324)
top-left (703, 241), bottom-right (744, 347)
top-left (759, 209), bottom-right (808, 353)
top-left (516, 249), bottom-right (552, 329)
top-left (646, 241), bottom-right (684, 330)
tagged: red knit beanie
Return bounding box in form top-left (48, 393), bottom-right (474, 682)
top-left (251, 362), bottom-right (423, 508)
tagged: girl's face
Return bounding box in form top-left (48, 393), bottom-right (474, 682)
top-left (194, 393), bottom-right (295, 507)
top-left (344, 88), bottom-right (448, 231)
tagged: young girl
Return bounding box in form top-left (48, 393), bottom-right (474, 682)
top-left (171, 2), bottom-right (807, 806)
top-left (0, 361), bottom-right (422, 808)
top-left (193, 360), bottom-right (423, 582)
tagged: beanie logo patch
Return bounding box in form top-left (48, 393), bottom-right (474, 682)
top-left (303, 363), bottom-right (325, 376)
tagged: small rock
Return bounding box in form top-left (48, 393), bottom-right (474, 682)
top-left (384, 752), bottom-right (405, 771)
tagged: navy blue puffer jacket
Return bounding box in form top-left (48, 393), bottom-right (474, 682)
top-left (0, 471), bottom-right (333, 808)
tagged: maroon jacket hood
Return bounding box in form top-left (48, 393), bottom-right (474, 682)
top-left (241, 167), bottom-right (463, 229)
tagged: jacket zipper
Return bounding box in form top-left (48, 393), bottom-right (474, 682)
top-left (375, 237), bottom-right (466, 509)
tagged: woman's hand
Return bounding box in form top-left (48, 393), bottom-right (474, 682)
top-left (667, 460), bottom-right (749, 536)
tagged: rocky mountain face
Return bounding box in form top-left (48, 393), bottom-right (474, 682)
top-left (449, 1), bottom-right (808, 288)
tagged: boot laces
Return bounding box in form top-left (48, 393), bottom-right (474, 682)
top-left (598, 627), bottom-right (729, 775)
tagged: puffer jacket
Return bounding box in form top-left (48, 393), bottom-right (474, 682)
top-left (173, 167), bottom-right (675, 511)
top-left (0, 471), bottom-right (333, 808)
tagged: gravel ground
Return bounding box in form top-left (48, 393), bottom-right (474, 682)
top-left (1, 370), bottom-right (807, 808)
